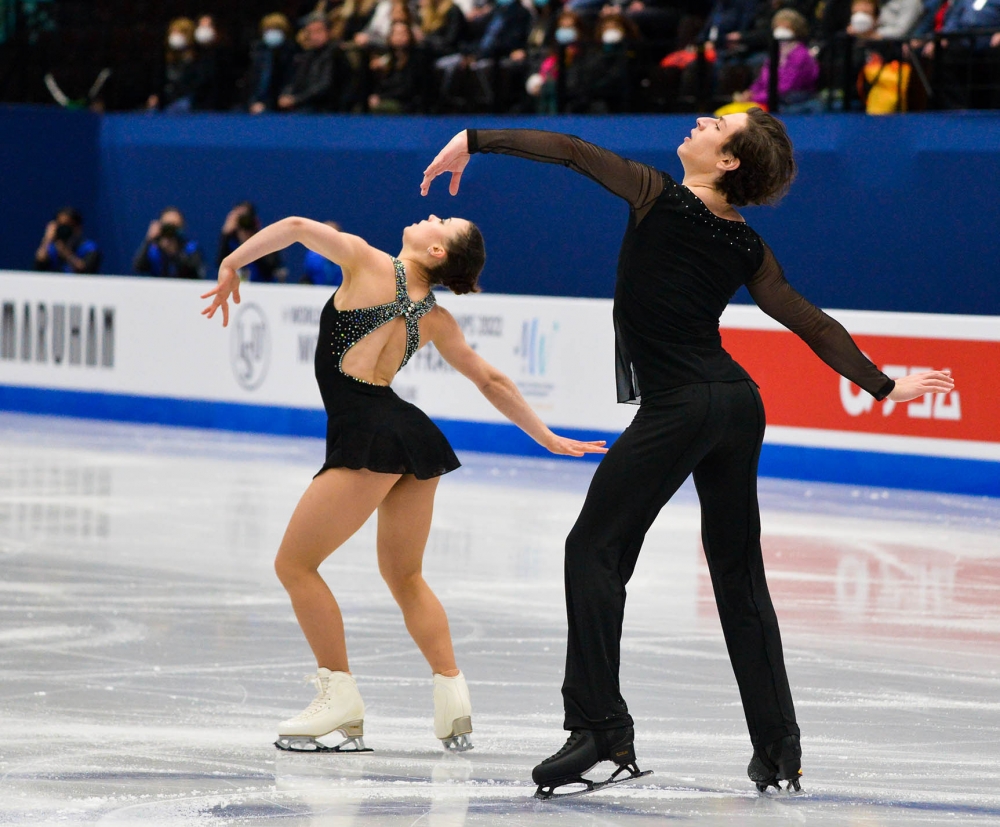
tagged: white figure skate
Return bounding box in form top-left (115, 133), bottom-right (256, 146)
top-left (433, 671), bottom-right (473, 752)
top-left (275, 668), bottom-right (371, 753)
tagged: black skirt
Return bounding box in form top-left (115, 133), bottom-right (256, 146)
top-left (316, 371), bottom-right (460, 481)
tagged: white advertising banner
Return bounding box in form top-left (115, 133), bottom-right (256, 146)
top-left (0, 271), bottom-right (636, 434)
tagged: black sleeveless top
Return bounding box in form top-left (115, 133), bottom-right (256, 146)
top-left (312, 256), bottom-right (459, 480)
top-left (468, 128), bottom-right (895, 405)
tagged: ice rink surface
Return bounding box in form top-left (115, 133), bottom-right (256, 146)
top-left (2, 412), bottom-right (1000, 826)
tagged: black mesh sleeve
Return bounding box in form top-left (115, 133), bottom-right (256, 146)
top-left (469, 128), bottom-right (664, 220)
top-left (747, 244), bottom-right (895, 400)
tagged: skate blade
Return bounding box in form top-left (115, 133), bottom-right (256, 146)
top-left (755, 774), bottom-right (803, 795)
top-left (441, 733), bottom-right (473, 752)
top-left (440, 716), bottom-right (473, 752)
top-left (275, 734), bottom-right (373, 753)
top-left (535, 764), bottom-right (653, 800)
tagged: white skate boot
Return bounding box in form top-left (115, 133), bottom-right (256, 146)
top-left (275, 668), bottom-right (370, 753)
top-left (433, 671), bottom-right (473, 752)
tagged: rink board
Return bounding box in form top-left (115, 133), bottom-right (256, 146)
top-left (1, 271), bottom-right (998, 495)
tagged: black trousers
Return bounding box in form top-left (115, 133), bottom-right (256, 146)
top-left (561, 380), bottom-right (799, 749)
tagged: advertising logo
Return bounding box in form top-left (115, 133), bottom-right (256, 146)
top-left (1, 300), bottom-right (114, 368)
top-left (230, 303), bottom-right (270, 391)
top-left (517, 317), bottom-right (558, 377)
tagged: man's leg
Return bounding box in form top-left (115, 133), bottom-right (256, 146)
top-left (692, 381), bottom-right (798, 749)
top-left (562, 385), bottom-right (714, 731)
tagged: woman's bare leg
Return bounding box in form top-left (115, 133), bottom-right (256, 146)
top-left (376, 475), bottom-right (459, 676)
top-left (274, 468), bottom-right (401, 671)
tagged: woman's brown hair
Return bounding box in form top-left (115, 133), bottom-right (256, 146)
top-left (426, 223), bottom-right (486, 295)
top-left (716, 108), bottom-right (797, 206)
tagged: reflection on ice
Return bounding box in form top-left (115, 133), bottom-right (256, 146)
top-left (1, 413), bottom-right (1000, 825)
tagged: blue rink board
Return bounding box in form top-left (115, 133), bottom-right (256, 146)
top-left (2, 384), bottom-right (997, 498)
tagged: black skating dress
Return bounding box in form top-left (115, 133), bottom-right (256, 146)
top-left (314, 256), bottom-right (460, 480)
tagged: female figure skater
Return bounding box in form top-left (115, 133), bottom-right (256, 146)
top-left (201, 214), bottom-right (606, 753)
top-left (421, 115), bottom-right (954, 794)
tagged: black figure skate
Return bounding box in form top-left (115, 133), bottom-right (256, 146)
top-left (747, 734), bottom-right (802, 793)
top-left (532, 726), bottom-right (652, 800)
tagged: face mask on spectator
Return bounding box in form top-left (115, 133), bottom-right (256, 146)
top-left (555, 26), bottom-right (578, 44)
top-left (850, 11), bottom-right (875, 32)
top-left (168, 32), bottom-right (190, 50)
top-left (535, 0), bottom-right (550, 6)
top-left (263, 29), bottom-right (286, 48)
top-left (601, 27), bottom-right (624, 43)
top-left (772, 25), bottom-right (795, 39)
top-left (194, 25), bottom-right (217, 45)
top-left (495, 0), bottom-right (515, 6)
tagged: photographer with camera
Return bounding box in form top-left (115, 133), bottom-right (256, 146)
top-left (217, 201), bottom-right (286, 283)
top-left (34, 207), bottom-right (101, 274)
top-left (133, 207), bottom-right (206, 279)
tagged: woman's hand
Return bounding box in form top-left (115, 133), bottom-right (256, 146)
top-left (200, 262), bottom-right (242, 327)
top-left (887, 369), bottom-right (954, 402)
top-left (543, 432), bottom-right (608, 457)
top-left (421, 130), bottom-right (470, 196)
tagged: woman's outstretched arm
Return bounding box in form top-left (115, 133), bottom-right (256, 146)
top-left (427, 307), bottom-right (608, 457)
top-left (201, 217), bottom-right (371, 327)
top-left (421, 129), bottom-right (664, 217)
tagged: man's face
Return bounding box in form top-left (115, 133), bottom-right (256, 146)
top-left (305, 21), bottom-right (329, 49)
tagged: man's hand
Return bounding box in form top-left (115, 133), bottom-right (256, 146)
top-left (887, 369), bottom-right (954, 402)
top-left (421, 130), bottom-right (471, 196)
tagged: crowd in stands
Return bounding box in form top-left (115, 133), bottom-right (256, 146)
top-left (33, 203), bottom-right (342, 284)
top-left (40, 0), bottom-right (997, 115)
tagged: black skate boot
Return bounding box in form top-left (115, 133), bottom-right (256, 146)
top-left (748, 734), bottom-right (802, 793)
top-left (532, 726), bottom-right (651, 800)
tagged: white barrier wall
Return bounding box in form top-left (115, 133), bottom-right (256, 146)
top-left (0, 272), bottom-right (636, 432)
top-left (2, 271), bottom-right (999, 495)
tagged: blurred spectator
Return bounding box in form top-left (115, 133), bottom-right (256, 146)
top-left (369, 21), bottom-right (421, 111)
top-left (846, 0), bottom-right (879, 34)
top-left (147, 18), bottom-right (212, 112)
top-left (863, 0), bottom-right (923, 37)
top-left (192, 14), bottom-right (235, 110)
top-left (330, 0), bottom-right (382, 41)
top-left (301, 222), bottom-right (345, 285)
top-left (248, 13), bottom-right (298, 113)
top-left (504, 0), bottom-right (559, 110)
top-left (418, 0), bottom-right (469, 54)
top-left (355, 0), bottom-right (415, 48)
top-left (278, 12), bottom-right (343, 112)
top-left (918, 0), bottom-right (1000, 108)
top-left (133, 207), bottom-right (205, 279)
top-left (526, 9), bottom-right (588, 111)
top-left (698, 0), bottom-right (759, 46)
top-left (623, 0), bottom-right (684, 41)
top-left (217, 202), bottom-right (286, 282)
top-left (564, 11), bottom-right (642, 111)
top-left (735, 9), bottom-right (819, 105)
top-left (465, 0), bottom-right (533, 106)
top-left (34, 208), bottom-right (101, 275)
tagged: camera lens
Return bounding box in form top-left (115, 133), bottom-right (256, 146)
top-left (55, 224), bottom-right (74, 242)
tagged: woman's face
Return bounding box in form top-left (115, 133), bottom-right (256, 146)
top-left (677, 114), bottom-right (748, 172)
top-left (403, 215), bottom-right (471, 252)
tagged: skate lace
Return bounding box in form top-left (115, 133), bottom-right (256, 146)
top-left (295, 673), bottom-right (332, 719)
top-left (550, 731), bottom-right (587, 760)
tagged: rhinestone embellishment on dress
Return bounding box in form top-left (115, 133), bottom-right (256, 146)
top-left (331, 258), bottom-right (436, 385)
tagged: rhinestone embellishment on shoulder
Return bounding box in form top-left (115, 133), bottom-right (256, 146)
top-left (330, 257), bottom-right (437, 384)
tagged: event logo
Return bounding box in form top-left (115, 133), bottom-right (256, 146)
top-left (516, 318), bottom-right (558, 377)
top-left (230, 303), bottom-right (270, 391)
